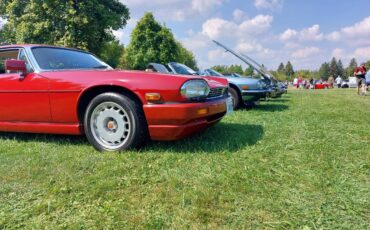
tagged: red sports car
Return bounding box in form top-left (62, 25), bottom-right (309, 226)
top-left (0, 45), bottom-right (232, 151)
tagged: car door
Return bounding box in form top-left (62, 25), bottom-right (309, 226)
top-left (0, 48), bottom-right (51, 122)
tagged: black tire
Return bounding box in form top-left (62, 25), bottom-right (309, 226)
top-left (84, 92), bottom-right (148, 152)
top-left (229, 87), bottom-right (241, 110)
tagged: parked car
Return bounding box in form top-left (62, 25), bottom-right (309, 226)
top-left (0, 44), bottom-right (232, 151)
top-left (212, 40), bottom-right (284, 98)
top-left (314, 82), bottom-right (330, 89)
top-left (199, 69), bottom-right (269, 109)
top-left (341, 77), bottom-right (358, 88)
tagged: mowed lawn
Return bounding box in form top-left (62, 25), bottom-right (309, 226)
top-left (0, 89), bottom-right (369, 229)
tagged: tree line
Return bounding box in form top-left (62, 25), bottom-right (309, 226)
top-left (0, 1), bottom-right (197, 70)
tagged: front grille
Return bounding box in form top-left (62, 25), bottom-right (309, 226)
top-left (208, 87), bottom-right (226, 98)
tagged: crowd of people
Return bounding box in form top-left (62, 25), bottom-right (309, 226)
top-left (292, 76), bottom-right (333, 89)
top-left (290, 63), bottom-right (368, 96)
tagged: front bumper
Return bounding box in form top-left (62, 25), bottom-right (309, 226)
top-left (241, 89), bottom-right (269, 102)
top-left (143, 98), bottom-right (228, 141)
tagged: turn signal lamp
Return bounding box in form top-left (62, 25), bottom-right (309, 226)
top-left (145, 93), bottom-right (161, 102)
top-left (197, 108), bottom-right (209, 115)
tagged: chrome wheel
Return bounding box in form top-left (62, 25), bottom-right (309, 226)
top-left (90, 102), bottom-right (131, 150)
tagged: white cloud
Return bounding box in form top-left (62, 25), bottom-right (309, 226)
top-left (299, 24), bottom-right (323, 41)
top-left (332, 48), bottom-right (345, 58)
top-left (292, 47), bottom-right (321, 58)
top-left (279, 24), bottom-right (323, 42)
top-left (236, 40), bottom-right (264, 53)
top-left (202, 14), bottom-right (273, 39)
top-left (325, 16), bottom-right (370, 46)
top-left (233, 9), bottom-right (248, 22)
top-left (341, 16), bottom-right (370, 38)
top-left (351, 46), bottom-right (370, 60)
top-left (326, 31), bottom-right (341, 42)
top-left (191, 0), bottom-right (225, 12)
top-left (279, 28), bottom-right (298, 41)
top-left (254, 0), bottom-right (284, 11)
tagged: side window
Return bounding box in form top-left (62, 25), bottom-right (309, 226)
top-left (0, 49), bottom-right (20, 74)
top-left (18, 49), bottom-right (34, 73)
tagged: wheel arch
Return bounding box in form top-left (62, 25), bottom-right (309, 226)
top-left (77, 85), bottom-right (144, 123)
top-left (229, 83), bottom-right (242, 98)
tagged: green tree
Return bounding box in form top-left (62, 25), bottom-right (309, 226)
top-left (345, 58), bottom-right (358, 77)
top-left (177, 42), bottom-right (198, 70)
top-left (244, 66), bottom-right (254, 76)
top-left (98, 40), bottom-right (125, 68)
top-left (285, 61), bottom-right (295, 79)
top-left (0, 0), bottom-right (129, 53)
top-left (365, 60), bottom-right (370, 70)
top-left (277, 62), bottom-right (285, 73)
top-left (319, 62), bottom-right (330, 80)
top-left (212, 65), bottom-right (228, 73)
top-left (123, 12), bottom-right (197, 70)
top-left (329, 57), bottom-right (338, 77)
top-left (229, 64), bottom-right (244, 74)
top-left (337, 59), bottom-right (344, 78)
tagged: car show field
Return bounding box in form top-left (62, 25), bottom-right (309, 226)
top-left (0, 89), bottom-right (368, 229)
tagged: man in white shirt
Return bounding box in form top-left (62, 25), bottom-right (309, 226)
top-left (335, 76), bottom-right (342, 88)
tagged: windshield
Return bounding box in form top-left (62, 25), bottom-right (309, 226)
top-left (224, 73), bottom-right (241, 78)
top-left (206, 69), bottom-right (224, 77)
top-left (169, 62), bottom-right (197, 75)
top-left (32, 47), bottom-right (110, 70)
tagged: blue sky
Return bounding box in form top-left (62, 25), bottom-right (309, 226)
top-left (115, 0), bottom-right (370, 71)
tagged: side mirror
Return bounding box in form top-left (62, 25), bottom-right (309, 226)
top-left (5, 59), bottom-right (27, 79)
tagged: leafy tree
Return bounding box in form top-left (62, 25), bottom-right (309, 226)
top-left (319, 62), bottom-right (330, 80)
top-left (98, 40), bottom-right (124, 68)
top-left (277, 62), bottom-right (285, 73)
top-left (0, 0), bottom-right (129, 53)
top-left (329, 57), bottom-right (338, 77)
top-left (337, 59), bottom-right (344, 78)
top-left (123, 12), bottom-right (197, 70)
top-left (177, 42), bottom-right (198, 70)
top-left (345, 58), bottom-right (358, 77)
top-left (229, 64), bottom-right (244, 74)
top-left (365, 60), bottom-right (370, 70)
top-left (285, 61), bottom-right (295, 79)
top-left (212, 65), bottom-right (228, 73)
top-left (244, 66), bottom-right (254, 76)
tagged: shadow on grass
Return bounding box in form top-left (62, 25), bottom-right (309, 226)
top-left (253, 103), bottom-right (289, 112)
top-left (0, 132), bottom-right (87, 146)
top-left (146, 123), bottom-right (264, 153)
top-left (0, 123), bottom-right (263, 153)
top-left (269, 98), bottom-right (290, 102)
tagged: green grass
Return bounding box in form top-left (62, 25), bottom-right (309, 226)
top-left (0, 89), bottom-right (369, 229)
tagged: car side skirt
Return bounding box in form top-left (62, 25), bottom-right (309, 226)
top-left (0, 122), bottom-right (83, 135)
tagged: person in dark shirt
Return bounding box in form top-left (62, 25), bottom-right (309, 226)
top-left (354, 63), bottom-right (367, 96)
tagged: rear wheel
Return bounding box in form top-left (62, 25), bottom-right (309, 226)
top-left (84, 92), bottom-right (148, 152)
top-left (229, 87), bottom-right (240, 110)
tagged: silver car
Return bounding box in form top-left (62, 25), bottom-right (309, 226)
top-left (199, 69), bottom-right (269, 109)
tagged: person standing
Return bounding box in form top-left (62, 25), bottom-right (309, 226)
top-left (328, 75), bottom-right (334, 89)
top-left (293, 77), bottom-right (298, 88)
top-left (354, 63), bottom-right (367, 96)
top-left (336, 76), bottom-right (343, 88)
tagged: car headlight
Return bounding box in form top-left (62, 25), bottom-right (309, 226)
top-left (180, 80), bottom-right (210, 99)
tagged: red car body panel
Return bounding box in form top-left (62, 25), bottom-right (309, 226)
top-left (0, 45), bottom-right (229, 140)
top-left (314, 83), bottom-right (329, 89)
